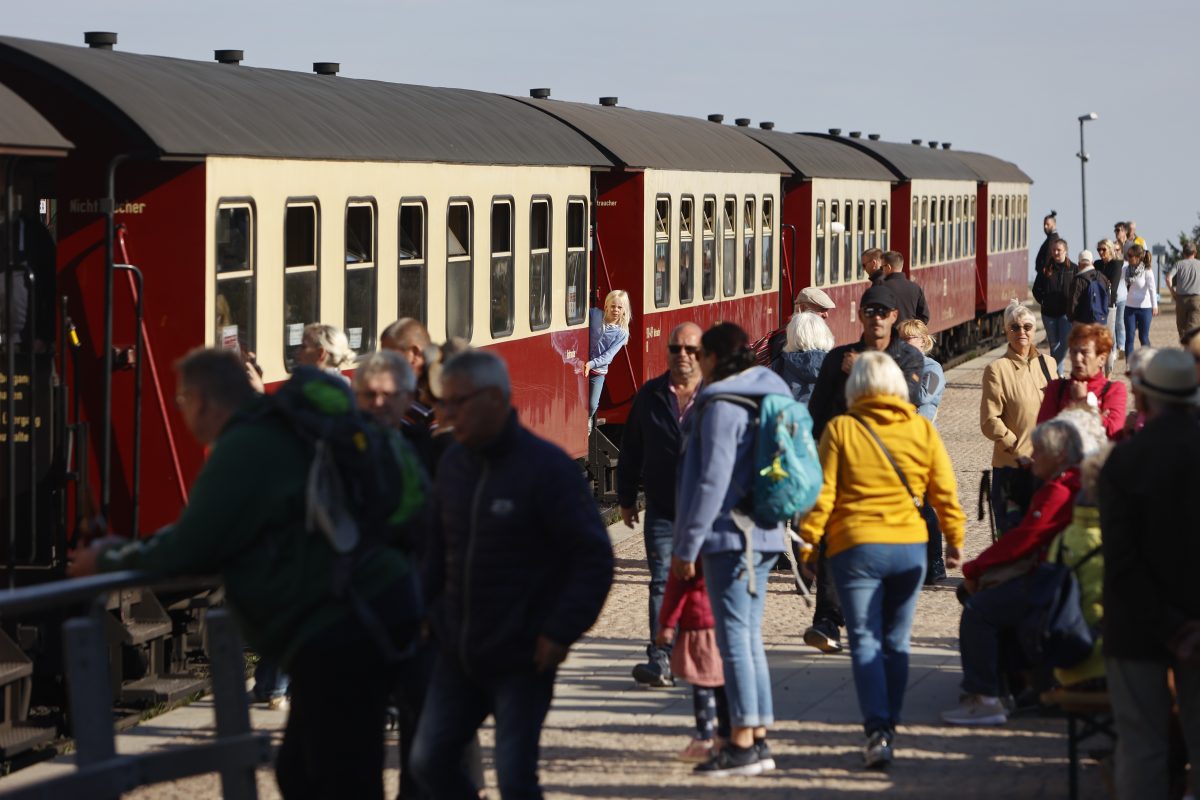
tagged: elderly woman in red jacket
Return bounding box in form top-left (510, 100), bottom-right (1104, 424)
top-left (1037, 323), bottom-right (1127, 439)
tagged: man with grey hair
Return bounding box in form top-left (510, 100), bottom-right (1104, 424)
top-left (1099, 348), bottom-right (1200, 798)
top-left (1167, 242), bottom-right (1200, 340)
top-left (353, 350), bottom-right (417, 431)
top-left (411, 350), bottom-right (614, 798)
top-left (616, 321), bottom-right (703, 687)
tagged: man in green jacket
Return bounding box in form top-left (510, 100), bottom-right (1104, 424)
top-left (70, 348), bottom-right (422, 800)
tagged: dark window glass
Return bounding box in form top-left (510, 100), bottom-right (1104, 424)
top-left (882, 200), bottom-right (889, 250)
top-left (910, 201), bottom-right (918, 264)
top-left (702, 197), bottom-right (716, 300)
top-left (566, 199), bottom-right (587, 325)
top-left (722, 197), bottom-right (737, 297)
top-left (490, 200), bottom-right (514, 338)
top-left (760, 196), bottom-right (772, 290)
top-left (447, 202), bottom-right (472, 341)
top-left (654, 197), bottom-right (670, 307)
top-left (742, 196), bottom-right (755, 293)
top-left (844, 201), bottom-right (853, 282)
top-left (344, 203), bottom-right (376, 354)
top-left (679, 196), bottom-right (694, 303)
top-left (829, 201), bottom-right (840, 284)
top-left (529, 199), bottom-right (551, 331)
top-left (855, 201), bottom-right (864, 280)
top-left (921, 197), bottom-right (929, 266)
top-left (215, 204), bottom-right (254, 353)
top-left (815, 200), bottom-right (826, 287)
top-left (284, 203), bottom-right (319, 369)
top-left (868, 201), bottom-right (877, 250)
top-left (398, 202), bottom-right (426, 324)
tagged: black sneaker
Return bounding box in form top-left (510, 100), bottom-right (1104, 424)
top-left (631, 646), bottom-right (673, 688)
top-left (693, 743), bottom-right (764, 777)
top-left (754, 739), bottom-right (776, 771)
top-left (863, 730), bottom-right (893, 769)
top-left (803, 620), bottom-right (843, 654)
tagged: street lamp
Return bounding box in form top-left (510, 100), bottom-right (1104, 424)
top-left (1077, 112), bottom-right (1098, 246)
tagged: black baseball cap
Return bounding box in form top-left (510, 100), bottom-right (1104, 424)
top-left (860, 284), bottom-right (898, 311)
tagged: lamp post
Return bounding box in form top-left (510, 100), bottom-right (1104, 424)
top-left (1077, 113), bottom-right (1098, 246)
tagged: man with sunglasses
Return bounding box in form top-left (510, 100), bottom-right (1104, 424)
top-left (803, 284), bottom-right (924, 653)
top-left (617, 322), bottom-right (705, 687)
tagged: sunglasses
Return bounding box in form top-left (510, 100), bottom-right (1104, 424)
top-left (668, 344), bottom-right (700, 355)
top-left (1009, 323), bottom-right (1034, 333)
top-left (862, 305), bottom-right (892, 318)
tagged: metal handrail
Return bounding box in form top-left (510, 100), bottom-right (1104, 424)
top-left (0, 571), bottom-right (217, 618)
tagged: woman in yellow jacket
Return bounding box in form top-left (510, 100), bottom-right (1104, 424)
top-left (799, 351), bottom-right (966, 769)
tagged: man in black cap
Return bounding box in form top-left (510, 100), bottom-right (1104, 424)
top-left (802, 283), bottom-right (925, 654)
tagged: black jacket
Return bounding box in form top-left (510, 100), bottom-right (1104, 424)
top-left (884, 272), bottom-right (930, 324)
top-left (1035, 231), bottom-right (1060, 274)
top-left (1032, 260), bottom-right (1077, 317)
top-left (1099, 410), bottom-right (1200, 660)
top-left (616, 371), bottom-right (686, 517)
top-left (807, 337), bottom-right (925, 438)
top-left (1098, 259), bottom-right (1123, 307)
top-left (426, 412), bottom-right (614, 674)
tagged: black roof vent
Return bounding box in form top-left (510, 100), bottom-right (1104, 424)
top-left (735, 118), bottom-right (751, 127)
top-left (759, 121), bottom-right (775, 130)
top-left (942, 142), bottom-right (952, 150)
top-left (849, 131), bottom-right (862, 138)
top-left (214, 49), bottom-right (244, 65)
top-left (529, 88), bottom-right (551, 99)
top-left (598, 96), bottom-right (618, 107)
top-left (84, 32), bottom-right (117, 50)
top-left (313, 62), bottom-right (340, 76)
top-left (911, 139), bottom-right (923, 146)
top-left (707, 114), bottom-right (724, 123)
top-left (928, 141), bottom-right (939, 149)
top-left (828, 128), bottom-right (842, 136)
top-left (868, 133), bottom-right (881, 141)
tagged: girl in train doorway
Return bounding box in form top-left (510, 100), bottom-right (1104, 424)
top-left (585, 289), bottom-right (631, 433)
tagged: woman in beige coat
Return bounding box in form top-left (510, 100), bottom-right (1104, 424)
top-left (980, 300), bottom-right (1057, 534)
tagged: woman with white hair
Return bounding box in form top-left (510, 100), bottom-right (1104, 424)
top-left (296, 323), bottom-right (356, 376)
top-left (799, 351), bottom-right (965, 768)
top-left (771, 311), bottom-right (834, 404)
top-left (980, 300), bottom-right (1057, 534)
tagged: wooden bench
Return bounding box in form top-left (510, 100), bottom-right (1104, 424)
top-left (1041, 688), bottom-right (1116, 800)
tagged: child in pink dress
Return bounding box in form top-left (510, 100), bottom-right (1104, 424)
top-left (657, 563), bottom-right (729, 762)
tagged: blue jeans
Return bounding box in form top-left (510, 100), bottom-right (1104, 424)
top-left (643, 508), bottom-right (674, 651)
top-left (1124, 306), bottom-right (1153, 358)
top-left (1042, 313), bottom-right (1071, 377)
top-left (588, 372), bottom-right (606, 417)
top-left (703, 549), bottom-right (778, 728)
top-left (958, 576), bottom-right (1040, 696)
top-left (252, 658), bottom-right (289, 700)
top-left (411, 653), bottom-right (556, 800)
top-left (829, 542), bottom-right (926, 736)
top-left (1107, 302), bottom-right (1125, 371)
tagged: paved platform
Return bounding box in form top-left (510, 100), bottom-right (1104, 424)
top-left (3, 303), bottom-right (1184, 798)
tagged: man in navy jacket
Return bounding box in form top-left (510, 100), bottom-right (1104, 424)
top-left (411, 350), bottom-right (614, 800)
top-left (616, 321), bottom-right (703, 687)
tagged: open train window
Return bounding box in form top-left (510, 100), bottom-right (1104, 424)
top-left (742, 197), bottom-right (756, 294)
top-left (760, 196), bottom-right (773, 290)
top-left (398, 201), bottom-right (427, 325)
top-left (815, 200), bottom-right (826, 287)
top-left (702, 196), bottom-right (716, 300)
top-left (829, 201), bottom-right (840, 284)
top-left (843, 201), bottom-right (853, 282)
top-left (344, 201), bottom-right (377, 355)
top-left (490, 198), bottom-right (514, 338)
top-left (215, 201), bottom-right (255, 353)
top-left (679, 196), bottom-right (695, 304)
top-left (654, 196), bottom-right (671, 308)
top-left (881, 200), bottom-right (889, 250)
top-left (447, 200), bottom-right (473, 341)
top-left (566, 198), bottom-right (588, 325)
top-left (722, 196), bottom-right (737, 297)
top-left (529, 198), bottom-right (552, 331)
top-left (284, 200), bottom-right (319, 370)
top-left (855, 201), bottom-right (865, 279)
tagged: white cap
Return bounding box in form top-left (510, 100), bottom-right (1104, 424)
top-left (796, 286), bottom-right (836, 310)
top-left (1078, 249), bottom-right (1094, 265)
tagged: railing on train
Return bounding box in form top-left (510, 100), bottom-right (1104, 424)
top-left (0, 571), bottom-right (271, 800)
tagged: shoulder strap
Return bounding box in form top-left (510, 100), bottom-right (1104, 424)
top-left (1057, 380), bottom-right (1067, 404)
top-left (1098, 381), bottom-right (1113, 400)
top-left (1037, 355), bottom-right (1051, 384)
top-left (847, 413), bottom-right (920, 508)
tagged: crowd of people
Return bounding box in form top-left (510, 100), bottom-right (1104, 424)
top-left (59, 218), bottom-right (1200, 797)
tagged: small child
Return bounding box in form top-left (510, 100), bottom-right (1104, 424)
top-left (656, 562), bottom-right (729, 763)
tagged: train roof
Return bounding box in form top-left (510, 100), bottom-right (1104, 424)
top-left (737, 128), bottom-right (894, 181)
top-left (514, 97), bottom-right (790, 174)
top-left (0, 82), bottom-right (71, 156)
top-left (803, 134), bottom-right (981, 182)
top-left (946, 149), bottom-right (1033, 184)
top-left (0, 36), bottom-right (611, 168)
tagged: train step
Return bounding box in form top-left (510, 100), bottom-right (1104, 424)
top-left (120, 674), bottom-right (209, 706)
top-left (0, 629), bottom-right (48, 759)
top-left (0, 722), bottom-right (56, 760)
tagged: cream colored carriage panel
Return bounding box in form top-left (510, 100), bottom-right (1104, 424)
top-left (807, 178), bottom-right (892, 289)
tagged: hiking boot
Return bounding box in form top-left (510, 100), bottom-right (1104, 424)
top-left (693, 743), bottom-right (763, 777)
top-left (863, 730), bottom-right (893, 769)
top-left (941, 694), bottom-right (1008, 726)
top-left (631, 646), bottom-right (673, 687)
top-left (803, 620), bottom-right (843, 653)
top-left (755, 739), bottom-right (776, 771)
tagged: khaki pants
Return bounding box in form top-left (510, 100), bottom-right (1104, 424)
top-left (1175, 294), bottom-right (1200, 341)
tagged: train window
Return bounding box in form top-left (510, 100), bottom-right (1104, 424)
top-left (344, 201), bottom-right (376, 355)
top-left (920, 197), bottom-right (929, 267)
top-left (939, 197), bottom-right (948, 262)
top-left (398, 201), bottom-right (427, 324)
top-left (1009, 196), bottom-right (1016, 250)
top-left (655, 196), bottom-right (671, 308)
top-left (881, 200), bottom-right (888, 250)
top-left (855, 200), bottom-right (865, 279)
top-left (679, 196), bottom-right (695, 303)
top-left (844, 201), bottom-right (853, 282)
top-left (529, 198), bottom-right (552, 330)
top-left (868, 201), bottom-right (877, 250)
top-left (743, 196), bottom-right (756, 293)
top-left (815, 200), bottom-right (826, 287)
top-left (828, 201), bottom-right (840, 284)
top-left (490, 199), bottom-right (514, 338)
top-left (446, 200), bottom-right (473, 341)
top-left (910, 201), bottom-right (918, 265)
top-left (760, 196), bottom-right (773, 290)
top-left (283, 201), bottom-right (319, 370)
top-left (215, 202), bottom-right (255, 353)
top-left (989, 196), bottom-right (997, 251)
top-left (566, 198), bottom-right (588, 325)
top-left (1023, 196), bottom-right (1029, 248)
top-left (969, 199), bottom-right (976, 256)
top-left (702, 196), bottom-right (716, 300)
top-left (955, 197), bottom-right (963, 260)
top-left (722, 196), bottom-right (737, 297)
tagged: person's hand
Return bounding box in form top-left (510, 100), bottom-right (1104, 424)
top-left (1152, 307), bottom-right (1160, 317)
top-left (841, 351), bottom-right (860, 375)
top-left (583, 362), bottom-right (592, 377)
top-left (962, 576), bottom-right (980, 595)
top-left (533, 635), bottom-right (569, 672)
top-left (619, 505), bottom-right (639, 529)
top-left (655, 627), bottom-right (675, 648)
top-left (1015, 455), bottom-right (1034, 470)
top-left (671, 556), bottom-right (695, 581)
top-left (945, 545), bottom-right (963, 571)
top-left (66, 536), bottom-right (124, 578)
top-left (1068, 380), bottom-right (1089, 402)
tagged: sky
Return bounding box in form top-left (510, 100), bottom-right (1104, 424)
top-left (8, 0), bottom-right (1200, 268)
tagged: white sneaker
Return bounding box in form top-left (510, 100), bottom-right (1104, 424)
top-left (941, 694), bottom-right (1007, 726)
